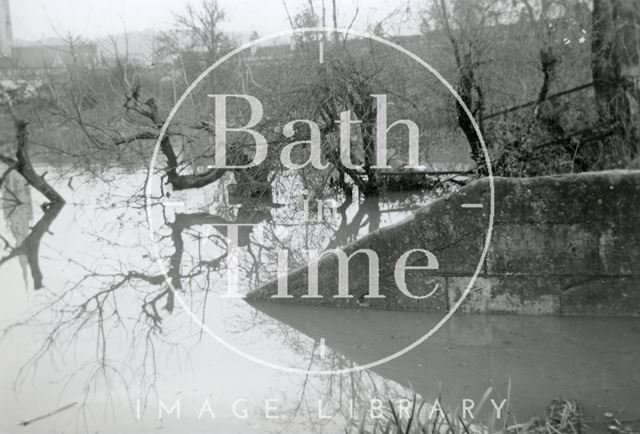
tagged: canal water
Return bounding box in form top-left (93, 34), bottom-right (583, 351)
top-left (1, 169), bottom-right (639, 433)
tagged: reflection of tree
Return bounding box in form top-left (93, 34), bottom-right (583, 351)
top-left (1, 172), bottom-right (32, 288)
top-left (0, 201), bottom-right (64, 289)
top-left (327, 195), bottom-right (381, 249)
top-left (1, 191), bottom-right (277, 421)
top-left (260, 348), bottom-right (414, 434)
top-left (2, 164), bottom-right (433, 429)
top-left (0, 115), bottom-right (66, 289)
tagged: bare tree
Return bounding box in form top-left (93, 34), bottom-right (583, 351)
top-left (592, 0), bottom-right (640, 158)
top-left (0, 96), bottom-right (66, 289)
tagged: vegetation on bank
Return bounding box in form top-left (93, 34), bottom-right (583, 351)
top-left (1, 0), bottom-right (639, 199)
top-left (349, 393), bottom-right (639, 434)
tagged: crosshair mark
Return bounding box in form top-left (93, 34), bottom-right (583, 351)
top-left (461, 203), bottom-right (484, 209)
top-left (319, 338), bottom-right (326, 359)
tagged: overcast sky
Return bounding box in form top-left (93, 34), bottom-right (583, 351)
top-left (11, 0), bottom-right (420, 41)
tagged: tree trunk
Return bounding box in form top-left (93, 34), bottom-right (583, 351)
top-left (592, 0), bottom-right (640, 156)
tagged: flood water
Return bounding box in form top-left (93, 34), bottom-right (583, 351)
top-left (1, 168), bottom-right (639, 433)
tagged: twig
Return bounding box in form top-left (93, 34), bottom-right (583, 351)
top-left (18, 402), bottom-right (78, 427)
top-left (482, 82), bottom-right (594, 120)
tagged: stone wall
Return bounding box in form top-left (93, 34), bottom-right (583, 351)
top-left (246, 170), bottom-right (640, 316)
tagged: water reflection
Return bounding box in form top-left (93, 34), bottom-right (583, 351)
top-left (0, 170), bottom-right (639, 433)
top-left (0, 171), bottom-right (65, 289)
top-left (250, 301), bottom-right (640, 425)
top-left (0, 169), bottom-right (443, 431)
top-left (1, 171), bottom-right (33, 289)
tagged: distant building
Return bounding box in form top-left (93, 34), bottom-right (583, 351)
top-left (10, 43), bottom-right (98, 74)
top-left (0, 0), bottom-right (12, 58)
